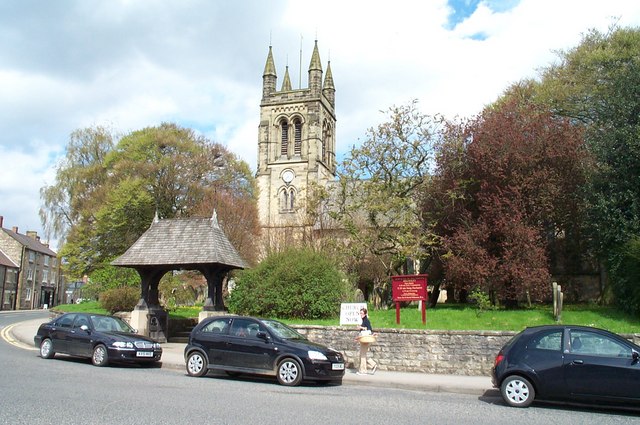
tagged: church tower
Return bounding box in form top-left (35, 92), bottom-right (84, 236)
top-left (256, 41), bottom-right (336, 247)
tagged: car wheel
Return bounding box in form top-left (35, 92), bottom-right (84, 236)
top-left (39, 338), bottom-right (55, 359)
top-left (501, 375), bottom-right (535, 408)
top-left (91, 344), bottom-right (109, 367)
top-left (277, 358), bottom-right (303, 386)
top-left (186, 352), bottom-right (208, 377)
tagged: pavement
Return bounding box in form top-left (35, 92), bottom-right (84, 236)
top-left (5, 317), bottom-right (494, 396)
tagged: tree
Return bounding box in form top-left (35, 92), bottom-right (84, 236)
top-left (330, 100), bottom-right (442, 306)
top-left (42, 123), bottom-right (258, 280)
top-left (40, 126), bottom-right (115, 240)
top-left (533, 26), bottom-right (640, 304)
top-left (439, 99), bottom-right (587, 305)
top-left (228, 247), bottom-right (349, 319)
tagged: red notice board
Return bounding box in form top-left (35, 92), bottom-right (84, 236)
top-left (391, 274), bottom-right (428, 324)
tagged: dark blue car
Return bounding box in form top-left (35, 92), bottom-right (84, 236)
top-left (184, 315), bottom-right (345, 386)
top-left (34, 313), bottom-right (162, 367)
top-left (492, 325), bottom-right (640, 408)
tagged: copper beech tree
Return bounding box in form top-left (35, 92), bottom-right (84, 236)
top-left (439, 99), bottom-right (587, 306)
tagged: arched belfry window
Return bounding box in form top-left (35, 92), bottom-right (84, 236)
top-left (293, 119), bottom-right (302, 156)
top-left (289, 188), bottom-right (295, 210)
top-left (281, 121), bottom-right (289, 157)
top-left (280, 187), bottom-right (296, 212)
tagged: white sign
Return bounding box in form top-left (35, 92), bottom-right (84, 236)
top-left (340, 303), bottom-right (367, 326)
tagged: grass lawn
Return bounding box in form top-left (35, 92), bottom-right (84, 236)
top-left (52, 302), bottom-right (640, 334)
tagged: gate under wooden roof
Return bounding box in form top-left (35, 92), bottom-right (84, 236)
top-left (112, 212), bottom-right (247, 342)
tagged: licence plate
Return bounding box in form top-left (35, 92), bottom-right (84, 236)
top-left (332, 363), bottom-right (345, 370)
top-left (136, 351), bottom-right (154, 357)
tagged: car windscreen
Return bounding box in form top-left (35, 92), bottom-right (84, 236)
top-left (91, 315), bottom-right (134, 333)
top-left (262, 320), bottom-right (306, 340)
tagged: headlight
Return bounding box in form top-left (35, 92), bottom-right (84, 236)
top-left (112, 341), bottom-right (134, 349)
top-left (153, 343), bottom-right (161, 349)
top-left (308, 350), bottom-right (328, 361)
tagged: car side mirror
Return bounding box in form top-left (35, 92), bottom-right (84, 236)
top-left (632, 350), bottom-right (639, 362)
top-left (256, 331), bottom-right (269, 341)
top-left (80, 325), bottom-right (90, 332)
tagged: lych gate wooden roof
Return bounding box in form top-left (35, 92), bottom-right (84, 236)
top-left (112, 213), bottom-right (247, 270)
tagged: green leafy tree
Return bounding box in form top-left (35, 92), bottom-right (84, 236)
top-left (331, 100), bottom-right (442, 306)
top-left (532, 26), bottom-right (640, 304)
top-left (40, 126), bottom-right (115, 239)
top-left (84, 265), bottom-right (140, 300)
top-left (228, 248), bottom-right (350, 319)
top-left (41, 123), bottom-right (258, 281)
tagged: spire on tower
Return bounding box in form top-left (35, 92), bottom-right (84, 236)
top-left (282, 66), bottom-right (292, 91)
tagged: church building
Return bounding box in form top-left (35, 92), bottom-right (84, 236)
top-left (256, 41), bottom-right (337, 247)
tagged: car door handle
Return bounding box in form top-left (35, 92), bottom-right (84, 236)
top-left (572, 359), bottom-right (584, 365)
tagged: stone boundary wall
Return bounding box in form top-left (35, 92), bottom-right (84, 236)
top-left (292, 325), bottom-right (640, 376)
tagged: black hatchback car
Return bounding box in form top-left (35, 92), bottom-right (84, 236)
top-left (184, 316), bottom-right (345, 386)
top-left (34, 313), bottom-right (162, 367)
top-left (492, 325), bottom-right (640, 408)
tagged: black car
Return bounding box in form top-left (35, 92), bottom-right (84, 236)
top-left (184, 316), bottom-right (345, 386)
top-left (34, 313), bottom-right (162, 367)
top-left (492, 325), bottom-right (640, 408)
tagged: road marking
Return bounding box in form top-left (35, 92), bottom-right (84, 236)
top-left (0, 324), bottom-right (37, 351)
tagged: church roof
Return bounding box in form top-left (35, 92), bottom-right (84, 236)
top-left (112, 214), bottom-right (247, 270)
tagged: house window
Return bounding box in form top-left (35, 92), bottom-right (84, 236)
top-left (27, 268), bottom-right (34, 281)
top-left (26, 288), bottom-right (32, 301)
top-left (281, 121), bottom-right (289, 156)
top-left (293, 119), bottom-right (302, 156)
top-left (28, 251), bottom-right (35, 263)
top-left (42, 269), bottom-right (49, 283)
top-left (44, 256), bottom-right (49, 266)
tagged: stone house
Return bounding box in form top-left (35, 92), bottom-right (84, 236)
top-left (0, 216), bottom-right (63, 310)
top-left (0, 247), bottom-right (19, 310)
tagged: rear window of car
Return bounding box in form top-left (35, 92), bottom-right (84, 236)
top-left (201, 319), bottom-right (230, 334)
top-left (529, 330), bottom-right (563, 351)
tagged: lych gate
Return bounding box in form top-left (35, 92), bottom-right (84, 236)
top-left (112, 212), bottom-right (247, 342)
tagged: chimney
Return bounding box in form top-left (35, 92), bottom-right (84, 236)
top-left (27, 231), bottom-right (38, 240)
top-left (12, 226), bottom-right (18, 233)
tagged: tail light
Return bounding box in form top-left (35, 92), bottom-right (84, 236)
top-left (494, 352), bottom-right (505, 368)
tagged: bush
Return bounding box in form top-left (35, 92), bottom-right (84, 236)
top-left (228, 247), bottom-right (350, 319)
top-left (610, 237), bottom-right (640, 314)
top-left (99, 286), bottom-right (139, 314)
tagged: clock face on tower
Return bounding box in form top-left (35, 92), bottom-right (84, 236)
top-left (282, 170), bottom-right (294, 184)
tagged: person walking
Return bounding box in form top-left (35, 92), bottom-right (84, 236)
top-left (356, 307), bottom-right (377, 375)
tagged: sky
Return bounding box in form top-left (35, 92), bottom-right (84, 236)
top-left (1, 0), bottom-right (639, 251)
